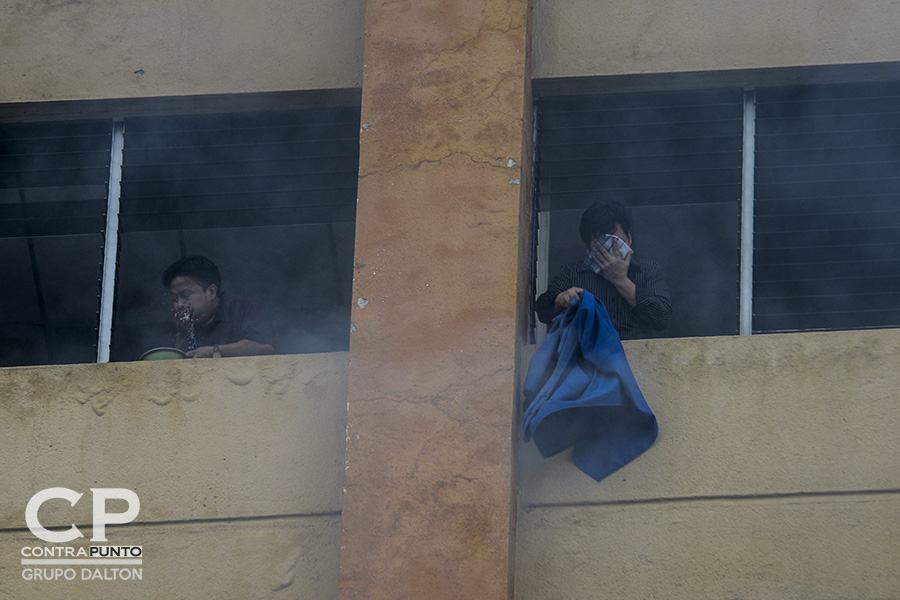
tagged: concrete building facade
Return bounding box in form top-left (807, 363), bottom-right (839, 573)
top-left (2, 1), bottom-right (900, 598)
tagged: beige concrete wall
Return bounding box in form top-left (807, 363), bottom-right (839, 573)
top-left (516, 329), bottom-right (900, 599)
top-left (339, 0), bottom-right (531, 596)
top-left (0, 0), bottom-right (365, 103)
top-left (533, 0), bottom-right (900, 79)
top-left (0, 353), bottom-right (348, 600)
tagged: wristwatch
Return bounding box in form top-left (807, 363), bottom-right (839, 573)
top-left (212, 344), bottom-right (221, 358)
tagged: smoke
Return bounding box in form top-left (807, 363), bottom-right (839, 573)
top-left (0, 120), bottom-right (109, 367)
top-left (111, 221), bottom-right (356, 361)
top-left (98, 108), bottom-right (359, 361)
top-left (2, 106), bottom-right (361, 366)
top-left (535, 88), bottom-right (743, 339)
top-left (534, 80), bottom-right (900, 339)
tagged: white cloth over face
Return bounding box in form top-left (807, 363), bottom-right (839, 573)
top-left (583, 234), bottom-right (633, 277)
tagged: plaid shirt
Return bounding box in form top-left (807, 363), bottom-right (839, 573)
top-left (535, 256), bottom-right (671, 340)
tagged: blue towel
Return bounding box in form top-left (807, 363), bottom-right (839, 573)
top-left (523, 291), bottom-right (658, 481)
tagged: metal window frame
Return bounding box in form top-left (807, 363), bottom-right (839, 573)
top-left (740, 90), bottom-right (756, 336)
top-left (96, 121), bottom-right (124, 362)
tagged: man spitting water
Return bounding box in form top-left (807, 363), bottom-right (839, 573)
top-left (163, 255), bottom-right (276, 358)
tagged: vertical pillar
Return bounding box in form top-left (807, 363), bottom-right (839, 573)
top-left (340, 1), bottom-right (532, 598)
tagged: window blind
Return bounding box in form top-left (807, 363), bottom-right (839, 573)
top-left (119, 108), bottom-right (359, 232)
top-left (535, 88), bottom-right (744, 337)
top-left (111, 106), bottom-right (361, 360)
top-left (0, 120), bottom-right (111, 366)
top-left (754, 81), bottom-right (900, 332)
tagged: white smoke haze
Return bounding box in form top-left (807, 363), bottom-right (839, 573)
top-left (5, 81), bottom-right (900, 365)
top-left (535, 88), bottom-right (744, 339)
top-left (105, 108), bottom-right (358, 362)
top-left (534, 80), bottom-right (900, 339)
top-left (110, 221), bottom-right (354, 361)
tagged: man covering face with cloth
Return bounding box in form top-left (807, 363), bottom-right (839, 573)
top-left (535, 200), bottom-right (672, 340)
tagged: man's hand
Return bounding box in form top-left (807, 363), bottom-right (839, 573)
top-left (554, 287), bottom-right (583, 314)
top-left (590, 238), bottom-right (638, 307)
top-left (185, 345), bottom-right (216, 359)
top-left (173, 307), bottom-right (194, 333)
top-left (590, 238), bottom-right (632, 284)
top-left (184, 340), bottom-right (275, 359)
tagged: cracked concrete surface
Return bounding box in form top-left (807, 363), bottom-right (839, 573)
top-left (339, 1), bottom-right (530, 599)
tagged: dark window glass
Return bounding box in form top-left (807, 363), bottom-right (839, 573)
top-left (754, 81), bottom-right (900, 332)
top-left (0, 120), bottom-right (111, 366)
top-left (535, 88), bottom-right (744, 338)
top-left (111, 107), bottom-right (360, 360)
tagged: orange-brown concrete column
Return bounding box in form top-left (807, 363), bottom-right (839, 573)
top-left (340, 1), bottom-right (533, 599)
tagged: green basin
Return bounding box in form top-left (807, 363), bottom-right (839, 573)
top-left (139, 347), bottom-right (186, 361)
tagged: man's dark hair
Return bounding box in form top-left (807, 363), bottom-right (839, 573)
top-left (578, 200), bottom-right (632, 246)
top-left (162, 255), bottom-right (222, 291)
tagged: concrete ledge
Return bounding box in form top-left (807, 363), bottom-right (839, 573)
top-left (2, 515), bottom-right (340, 600)
top-left (517, 494), bottom-right (900, 600)
top-left (0, 353), bottom-right (348, 528)
top-left (519, 329), bottom-right (900, 506)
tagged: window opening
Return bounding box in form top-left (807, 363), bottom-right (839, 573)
top-left (0, 119), bottom-right (112, 367)
top-left (534, 88), bottom-right (744, 339)
top-left (534, 77), bottom-right (900, 338)
top-left (752, 80), bottom-right (900, 333)
top-left (2, 99), bottom-right (361, 367)
top-left (110, 107), bottom-right (360, 361)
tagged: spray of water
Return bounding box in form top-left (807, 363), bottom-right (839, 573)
top-left (176, 308), bottom-right (198, 351)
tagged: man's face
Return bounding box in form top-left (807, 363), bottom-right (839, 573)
top-left (169, 275), bottom-right (219, 324)
top-left (607, 222), bottom-right (632, 247)
top-left (587, 221), bottom-right (633, 253)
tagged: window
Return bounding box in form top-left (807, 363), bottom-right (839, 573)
top-left (1, 120), bottom-right (111, 365)
top-left (1, 96), bottom-right (360, 367)
top-left (534, 88), bottom-right (743, 338)
top-left (753, 81), bottom-right (900, 332)
top-left (534, 77), bottom-right (900, 337)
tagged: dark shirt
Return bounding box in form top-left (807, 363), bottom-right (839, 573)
top-left (535, 256), bottom-right (671, 340)
top-left (194, 293), bottom-right (276, 349)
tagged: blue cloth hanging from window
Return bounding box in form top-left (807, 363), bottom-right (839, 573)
top-left (523, 291), bottom-right (658, 481)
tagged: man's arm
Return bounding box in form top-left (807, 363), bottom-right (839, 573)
top-left (535, 263), bottom-right (580, 324)
top-left (185, 297), bottom-right (277, 358)
top-left (590, 238), bottom-right (671, 331)
top-left (629, 260), bottom-right (672, 331)
top-left (186, 340), bottom-right (275, 358)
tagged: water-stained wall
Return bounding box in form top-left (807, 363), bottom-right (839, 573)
top-left (0, 0), bottom-right (365, 103)
top-left (0, 353), bottom-right (348, 600)
top-left (5, 1), bottom-right (900, 599)
top-left (339, 0), bottom-right (532, 597)
top-left (5, 330), bottom-right (897, 600)
top-left (517, 329), bottom-right (900, 599)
